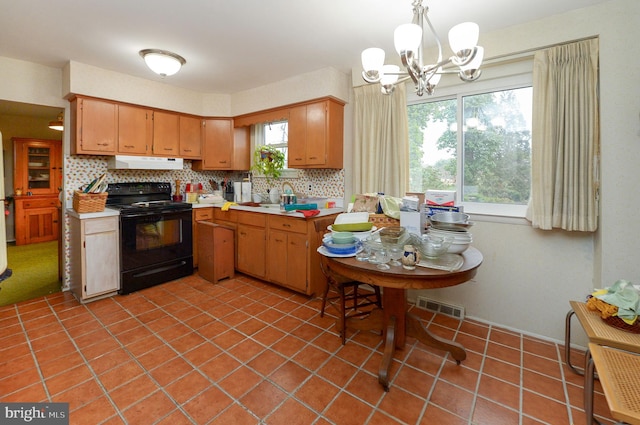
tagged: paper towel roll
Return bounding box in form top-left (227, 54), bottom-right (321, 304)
top-left (233, 182), bottom-right (242, 202)
top-left (241, 182), bottom-right (252, 203)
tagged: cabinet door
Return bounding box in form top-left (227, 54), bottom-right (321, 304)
top-left (305, 102), bottom-right (327, 166)
top-left (201, 119), bottom-right (233, 169)
top-left (288, 99), bottom-right (344, 169)
top-left (24, 207), bottom-right (59, 245)
top-left (267, 230), bottom-right (307, 292)
top-left (152, 111), bottom-right (180, 156)
top-left (237, 224), bottom-right (266, 277)
top-left (267, 230), bottom-right (288, 285)
top-left (13, 138), bottom-right (61, 195)
top-left (286, 233), bottom-right (308, 292)
top-left (193, 207), bottom-right (213, 267)
top-left (179, 116), bottom-right (203, 159)
top-left (84, 218), bottom-right (120, 297)
top-left (118, 104), bottom-right (152, 155)
top-left (72, 97), bottom-right (117, 154)
top-left (287, 105), bottom-right (307, 167)
top-left (288, 102), bottom-right (327, 167)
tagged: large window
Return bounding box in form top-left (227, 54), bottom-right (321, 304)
top-left (408, 82), bottom-right (532, 216)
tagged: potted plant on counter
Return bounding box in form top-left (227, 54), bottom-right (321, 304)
top-left (251, 145), bottom-right (285, 203)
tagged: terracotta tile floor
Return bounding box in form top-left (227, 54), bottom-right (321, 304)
top-left (0, 273), bottom-right (617, 425)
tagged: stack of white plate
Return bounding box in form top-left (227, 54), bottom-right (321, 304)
top-left (428, 228), bottom-right (473, 254)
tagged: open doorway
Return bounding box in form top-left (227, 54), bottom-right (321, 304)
top-left (0, 101), bottom-right (63, 306)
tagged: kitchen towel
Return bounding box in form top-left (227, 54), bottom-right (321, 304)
top-left (297, 209), bottom-right (320, 217)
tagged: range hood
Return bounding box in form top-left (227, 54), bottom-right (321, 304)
top-left (107, 155), bottom-right (184, 170)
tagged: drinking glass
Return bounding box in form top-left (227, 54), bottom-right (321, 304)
top-left (356, 239), bottom-right (371, 261)
top-left (389, 246), bottom-right (403, 266)
top-left (376, 249), bottom-right (391, 270)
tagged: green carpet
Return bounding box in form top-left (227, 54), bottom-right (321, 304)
top-left (0, 241), bottom-right (61, 307)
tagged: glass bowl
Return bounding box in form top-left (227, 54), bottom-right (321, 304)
top-left (419, 235), bottom-right (453, 258)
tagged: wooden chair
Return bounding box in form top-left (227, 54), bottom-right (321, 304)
top-left (314, 216), bottom-right (382, 344)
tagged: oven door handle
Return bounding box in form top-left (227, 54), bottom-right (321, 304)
top-left (132, 260), bottom-right (189, 278)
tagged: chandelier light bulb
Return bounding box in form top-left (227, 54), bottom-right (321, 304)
top-left (361, 47), bottom-right (386, 79)
top-left (394, 23), bottom-right (422, 54)
top-left (448, 22), bottom-right (479, 56)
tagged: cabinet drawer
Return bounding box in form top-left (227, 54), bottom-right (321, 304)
top-left (21, 198), bottom-right (59, 209)
top-left (84, 217), bottom-right (118, 235)
top-left (194, 208), bottom-right (213, 221)
top-left (237, 211), bottom-right (267, 227)
top-left (214, 208), bottom-right (237, 222)
top-left (269, 215), bottom-right (307, 234)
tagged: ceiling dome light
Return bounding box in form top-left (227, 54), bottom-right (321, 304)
top-left (139, 49), bottom-right (186, 77)
top-left (48, 112), bottom-right (64, 131)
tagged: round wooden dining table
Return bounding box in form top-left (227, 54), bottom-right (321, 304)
top-left (326, 247), bottom-right (483, 391)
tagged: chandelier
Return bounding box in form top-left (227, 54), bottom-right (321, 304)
top-left (361, 0), bottom-right (484, 96)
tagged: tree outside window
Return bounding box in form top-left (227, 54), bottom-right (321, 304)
top-left (408, 87), bottom-right (532, 207)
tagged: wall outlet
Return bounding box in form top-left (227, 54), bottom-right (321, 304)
top-left (308, 184), bottom-right (312, 192)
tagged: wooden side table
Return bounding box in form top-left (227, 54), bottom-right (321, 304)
top-left (565, 301), bottom-right (640, 375)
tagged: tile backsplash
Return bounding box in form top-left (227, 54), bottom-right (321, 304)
top-left (62, 154), bottom-right (345, 288)
top-left (64, 155), bottom-right (344, 203)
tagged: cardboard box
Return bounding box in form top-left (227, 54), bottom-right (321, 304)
top-left (425, 190), bottom-right (456, 206)
top-left (401, 196), bottom-right (420, 211)
top-left (426, 205), bottom-right (463, 216)
top-left (400, 209), bottom-right (426, 236)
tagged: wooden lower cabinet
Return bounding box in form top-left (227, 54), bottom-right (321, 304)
top-left (236, 210), bottom-right (268, 278)
top-left (193, 207), bottom-right (214, 267)
top-left (267, 230), bottom-right (308, 293)
top-left (14, 196), bottom-right (60, 245)
top-left (69, 215), bottom-right (120, 303)
top-left (218, 209), bottom-right (336, 296)
top-left (197, 222), bottom-right (235, 284)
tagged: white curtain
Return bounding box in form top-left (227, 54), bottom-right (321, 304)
top-left (526, 39), bottom-right (600, 231)
top-left (353, 83), bottom-right (409, 197)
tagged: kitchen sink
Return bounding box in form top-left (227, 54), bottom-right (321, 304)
top-left (259, 203), bottom-right (280, 209)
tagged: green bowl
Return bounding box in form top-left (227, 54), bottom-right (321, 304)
top-left (331, 231), bottom-right (355, 244)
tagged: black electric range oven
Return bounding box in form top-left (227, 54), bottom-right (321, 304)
top-left (106, 182), bottom-right (193, 295)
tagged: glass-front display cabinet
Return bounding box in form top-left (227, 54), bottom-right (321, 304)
top-left (13, 138), bottom-right (61, 195)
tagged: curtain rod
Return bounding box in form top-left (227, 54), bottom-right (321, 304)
top-left (483, 35), bottom-right (599, 65)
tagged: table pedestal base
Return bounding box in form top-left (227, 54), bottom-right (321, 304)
top-left (347, 307), bottom-right (466, 391)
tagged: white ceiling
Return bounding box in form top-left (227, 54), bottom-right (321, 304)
top-left (1, 0), bottom-right (609, 99)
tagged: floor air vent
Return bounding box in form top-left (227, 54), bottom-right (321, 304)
top-left (416, 296), bottom-right (465, 320)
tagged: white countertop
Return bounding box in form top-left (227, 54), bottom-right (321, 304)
top-left (192, 202), bottom-right (344, 218)
top-left (66, 203), bottom-right (344, 219)
top-left (67, 207), bottom-right (120, 219)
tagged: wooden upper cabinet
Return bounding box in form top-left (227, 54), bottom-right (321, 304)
top-left (152, 111), bottom-right (179, 156)
top-left (71, 96), bottom-right (117, 155)
top-left (193, 118), bottom-right (235, 170)
top-left (287, 98), bottom-right (344, 169)
top-left (117, 104), bottom-right (152, 155)
top-left (179, 115), bottom-right (203, 159)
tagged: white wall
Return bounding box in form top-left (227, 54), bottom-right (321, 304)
top-left (401, 0), bottom-right (640, 345)
top-left (0, 0), bottom-right (637, 345)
